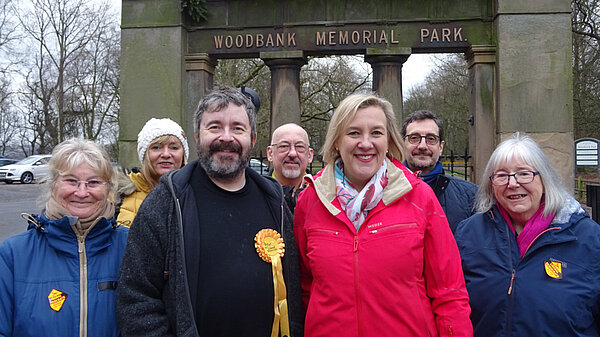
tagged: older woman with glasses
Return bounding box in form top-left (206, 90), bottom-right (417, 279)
top-left (294, 93), bottom-right (472, 337)
top-left (455, 133), bottom-right (600, 337)
top-left (0, 138), bottom-right (128, 337)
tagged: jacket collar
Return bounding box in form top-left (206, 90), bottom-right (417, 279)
top-left (128, 171), bottom-right (153, 194)
top-left (488, 199), bottom-right (583, 256)
top-left (28, 213), bottom-right (115, 258)
top-left (306, 157), bottom-right (414, 216)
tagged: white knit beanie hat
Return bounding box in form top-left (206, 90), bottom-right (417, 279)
top-left (137, 118), bottom-right (189, 163)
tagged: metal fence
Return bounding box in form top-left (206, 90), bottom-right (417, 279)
top-left (252, 149), bottom-right (474, 181)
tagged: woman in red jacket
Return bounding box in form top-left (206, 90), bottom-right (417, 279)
top-left (294, 93), bottom-right (472, 337)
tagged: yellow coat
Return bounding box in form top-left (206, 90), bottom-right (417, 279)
top-left (117, 172), bottom-right (153, 227)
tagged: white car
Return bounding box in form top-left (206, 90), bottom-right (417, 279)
top-left (249, 158), bottom-right (270, 176)
top-left (0, 155), bottom-right (52, 184)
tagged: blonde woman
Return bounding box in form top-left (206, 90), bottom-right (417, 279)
top-left (117, 118), bottom-right (189, 226)
top-left (294, 93), bottom-right (472, 337)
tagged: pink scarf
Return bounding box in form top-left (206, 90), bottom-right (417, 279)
top-left (497, 203), bottom-right (555, 258)
top-left (335, 159), bottom-right (388, 231)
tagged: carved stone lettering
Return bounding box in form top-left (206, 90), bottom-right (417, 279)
top-left (212, 26), bottom-right (464, 51)
top-left (351, 31), bottom-right (360, 44)
top-left (339, 31), bottom-right (349, 45)
top-left (420, 27), bottom-right (465, 43)
top-left (288, 33), bottom-right (296, 46)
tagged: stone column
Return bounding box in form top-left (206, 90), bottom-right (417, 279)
top-left (185, 53), bottom-right (217, 160)
top-left (466, 46), bottom-right (496, 184)
top-left (495, 0), bottom-right (574, 189)
top-left (365, 48), bottom-right (411, 122)
top-left (118, 0), bottom-right (186, 168)
top-left (261, 51), bottom-right (307, 136)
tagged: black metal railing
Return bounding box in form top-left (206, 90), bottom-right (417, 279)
top-left (252, 148), bottom-right (473, 181)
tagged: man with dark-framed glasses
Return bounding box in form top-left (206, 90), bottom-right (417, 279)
top-left (267, 123), bottom-right (314, 211)
top-left (401, 110), bottom-right (478, 233)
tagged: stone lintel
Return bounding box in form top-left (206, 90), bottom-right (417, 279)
top-left (365, 47), bottom-right (412, 56)
top-left (260, 50), bottom-right (305, 60)
top-left (466, 45), bottom-right (496, 68)
top-left (185, 53), bottom-right (217, 73)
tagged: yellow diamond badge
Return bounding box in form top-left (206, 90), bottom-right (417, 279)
top-left (48, 289), bottom-right (67, 312)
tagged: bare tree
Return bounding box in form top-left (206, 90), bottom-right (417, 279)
top-left (215, 56), bottom-right (371, 156)
top-left (572, 0), bottom-right (600, 140)
top-left (16, 0), bottom-right (116, 148)
top-left (0, 0), bottom-right (22, 155)
top-left (66, 23), bottom-right (120, 142)
top-left (300, 56), bottom-right (371, 153)
top-left (403, 54), bottom-right (470, 153)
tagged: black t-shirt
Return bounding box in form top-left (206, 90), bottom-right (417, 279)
top-left (187, 165), bottom-right (278, 337)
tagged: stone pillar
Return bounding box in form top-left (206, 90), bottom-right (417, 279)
top-left (118, 0), bottom-right (186, 168)
top-left (261, 51), bottom-right (307, 136)
top-left (466, 46), bottom-right (496, 184)
top-left (495, 0), bottom-right (574, 189)
top-left (365, 48), bottom-right (411, 122)
top-left (185, 53), bottom-right (217, 160)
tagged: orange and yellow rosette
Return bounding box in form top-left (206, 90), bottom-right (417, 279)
top-left (255, 229), bottom-right (290, 337)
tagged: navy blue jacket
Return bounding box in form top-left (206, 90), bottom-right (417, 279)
top-left (0, 213), bottom-right (128, 337)
top-left (428, 172), bottom-right (477, 233)
top-left (455, 198), bottom-right (600, 337)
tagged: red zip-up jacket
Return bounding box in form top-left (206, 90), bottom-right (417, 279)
top-left (294, 158), bottom-right (472, 337)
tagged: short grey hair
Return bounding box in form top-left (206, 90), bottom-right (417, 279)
top-left (193, 86), bottom-right (257, 139)
top-left (43, 138), bottom-right (117, 204)
top-left (474, 132), bottom-right (568, 216)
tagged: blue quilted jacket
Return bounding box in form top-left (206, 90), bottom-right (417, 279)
top-left (0, 213), bottom-right (128, 337)
top-left (455, 198), bottom-right (600, 337)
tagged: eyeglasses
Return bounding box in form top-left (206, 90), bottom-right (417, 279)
top-left (270, 142), bottom-right (308, 154)
top-left (404, 133), bottom-right (440, 145)
top-left (489, 170), bottom-right (540, 186)
top-left (60, 177), bottom-right (107, 190)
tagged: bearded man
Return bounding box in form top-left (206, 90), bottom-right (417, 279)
top-left (116, 86), bottom-right (303, 337)
top-left (401, 110), bottom-right (477, 233)
top-left (267, 123), bottom-right (314, 211)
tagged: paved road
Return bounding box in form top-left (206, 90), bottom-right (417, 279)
top-left (0, 182), bottom-right (44, 243)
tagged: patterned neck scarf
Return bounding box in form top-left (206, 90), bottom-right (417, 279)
top-left (334, 159), bottom-right (388, 231)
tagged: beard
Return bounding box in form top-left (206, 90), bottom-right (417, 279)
top-left (280, 157), bottom-right (303, 179)
top-left (198, 140), bottom-right (252, 180)
top-left (406, 150), bottom-right (437, 172)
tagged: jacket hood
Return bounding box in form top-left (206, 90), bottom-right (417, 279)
top-left (552, 196), bottom-right (588, 225)
top-left (305, 157), bottom-right (415, 216)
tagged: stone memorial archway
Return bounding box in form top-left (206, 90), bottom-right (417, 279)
top-left (120, 0), bottom-right (573, 187)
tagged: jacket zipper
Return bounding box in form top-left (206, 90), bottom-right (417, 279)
top-left (507, 226), bottom-right (561, 296)
top-left (501, 208), bottom-right (514, 337)
top-left (308, 228), bottom-right (339, 235)
top-left (354, 235), bottom-right (363, 336)
top-left (507, 271), bottom-right (515, 295)
top-left (367, 223), bottom-right (417, 234)
top-left (78, 235), bottom-right (88, 337)
top-left (166, 173), bottom-right (200, 336)
top-left (522, 227), bottom-right (561, 256)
